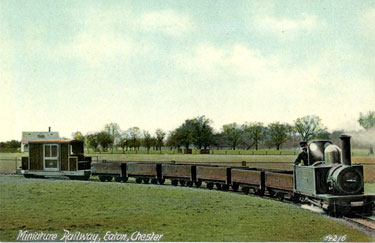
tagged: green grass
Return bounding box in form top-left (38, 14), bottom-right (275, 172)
top-left (365, 183), bottom-right (375, 193)
top-left (0, 175), bottom-right (373, 242)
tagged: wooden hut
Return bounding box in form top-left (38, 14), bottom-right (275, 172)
top-left (21, 140), bottom-right (91, 179)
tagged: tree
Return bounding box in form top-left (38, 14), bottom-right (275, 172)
top-left (267, 122), bottom-right (291, 150)
top-left (222, 123), bottom-right (243, 150)
top-left (294, 115), bottom-right (327, 141)
top-left (142, 130), bottom-right (153, 152)
top-left (358, 111), bottom-right (375, 130)
top-left (155, 129), bottom-right (166, 151)
top-left (358, 111), bottom-right (375, 154)
top-left (118, 137), bottom-right (128, 154)
top-left (85, 133), bottom-right (99, 152)
top-left (166, 130), bottom-right (180, 150)
top-left (191, 116), bottom-right (214, 150)
top-left (175, 120), bottom-right (195, 149)
top-left (126, 127), bottom-right (142, 150)
top-left (96, 131), bottom-right (114, 152)
top-left (212, 133), bottom-right (226, 150)
top-left (104, 122), bottom-right (122, 151)
top-left (72, 131), bottom-right (84, 141)
top-left (242, 122), bottom-right (265, 150)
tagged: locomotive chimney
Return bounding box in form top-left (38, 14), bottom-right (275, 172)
top-left (340, 135), bottom-right (351, 166)
top-left (48, 127), bottom-right (51, 132)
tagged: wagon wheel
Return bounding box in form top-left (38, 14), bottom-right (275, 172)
top-left (187, 181), bottom-right (193, 187)
top-left (221, 184), bottom-right (229, 191)
top-left (143, 178), bottom-right (150, 184)
top-left (114, 177), bottom-right (122, 182)
top-left (158, 178), bottom-right (165, 185)
top-left (151, 178), bottom-right (158, 184)
top-left (215, 183), bottom-right (222, 190)
top-left (231, 183), bottom-right (239, 192)
top-left (179, 180), bottom-right (186, 186)
top-left (106, 176), bottom-right (113, 182)
top-left (255, 189), bottom-right (264, 196)
top-left (171, 179), bottom-right (178, 186)
top-left (122, 177), bottom-right (129, 183)
top-left (277, 193), bottom-right (284, 201)
top-left (268, 189), bottom-right (276, 198)
top-left (206, 183), bottom-right (214, 190)
top-left (195, 180), bottom-right (202, 188)
top-left (241, 186), bottom-right (250, 195)
top-left (291, 194), bottom-right (300, 203)
top-left (135, 178), bottom-right (142, 184)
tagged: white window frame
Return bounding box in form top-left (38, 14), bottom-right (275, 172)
top-left (43, 144), bottom-right (60, 171)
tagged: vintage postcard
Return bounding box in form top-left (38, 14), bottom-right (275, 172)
top-left (1, 1), bottom-right (374, 242)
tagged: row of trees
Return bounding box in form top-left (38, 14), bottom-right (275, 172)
top-left (164, 115), bottom-right (328, 151)
top-left (72, 111), bottom-right (375, 153)
top-left (0, 140), bottom-right (21, 152)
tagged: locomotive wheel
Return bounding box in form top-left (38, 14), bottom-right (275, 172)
top-left (179, 180), bottom-right (186, 186)
top-left (291, 194), bottom-right (300, 203)
top-left (206, 183), bottom-right (214, 190)
top-left (106, 176), bottom-right (113, 182)
top-left (171, 179), bottom-right (178, 186)
top-left (187, 181), bottom-right (193, 187)
top-left (158, 178), bottom-right (165, 185)
top-left (122, 177), bottom-right (129, 183)
top-left (195, 180), bottom-right (202, 188)
top-left (143, 178), bottom-right (150, 184)
top-left (114, 177), bottom-right (122, 182)
top-left (242, 187), bottom-right (250, 195)
top-left (216, 183), bottom-right (222, 190)
top-left (222, 184), bottom-right (229, 191)
top-left (151, 178), bottom-right (158, 184)
top-left (231, 184), bottom-right (239, 192)
top-left (99, 176), bottom-right (106, 182)
top-left (135, 178), bottom-right (142, 184)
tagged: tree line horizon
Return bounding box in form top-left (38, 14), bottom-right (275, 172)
top-left (76, 111), bottom-right (374, 153)
top-left (1, 111), bottom-right (374, 153)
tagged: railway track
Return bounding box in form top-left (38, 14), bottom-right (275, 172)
top-left (341, 213), bottom-right (375, 237)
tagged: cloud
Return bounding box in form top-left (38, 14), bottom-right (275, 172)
top-left (359, 8), bottom-right (375, 40)
top-left (173, 42), bottom-right (374, 130)
top-left (140, 10), bottom-right (194, 36)
top-left (252, 13), bottom-right (319, 38)
top-left (48, 8), bottom-right (193, 66)
top-left (53, 33), bottom-right (138, 66)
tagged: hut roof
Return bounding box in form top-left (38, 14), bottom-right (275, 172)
top-left (22, 132), bottom-right (60, 144)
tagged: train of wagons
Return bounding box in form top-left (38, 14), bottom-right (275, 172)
top-left (20, 135), bottom-right (374, 216)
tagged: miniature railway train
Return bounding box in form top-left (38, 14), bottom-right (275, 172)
top-left (20, 136), bottom-right (374, 216)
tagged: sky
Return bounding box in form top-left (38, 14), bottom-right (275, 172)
top-left (1, 0), bottom-right (374, 141)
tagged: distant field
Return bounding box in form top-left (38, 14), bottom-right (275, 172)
top-left (0, 175), bottom-right (373, 242)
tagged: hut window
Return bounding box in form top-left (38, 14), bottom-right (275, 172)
top-left (45, 144), bottom-right (58, 157)
top-left (45, 146), bottom-right (50, 157)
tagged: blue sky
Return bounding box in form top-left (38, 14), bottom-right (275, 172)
top-left (1, 0), bottom-right (374, 140)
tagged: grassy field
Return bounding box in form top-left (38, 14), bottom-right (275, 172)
top-left (0, 175), bottom-right (373, 242)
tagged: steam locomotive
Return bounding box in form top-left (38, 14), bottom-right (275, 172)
top-left (21, 135), bottom-right (374, 216)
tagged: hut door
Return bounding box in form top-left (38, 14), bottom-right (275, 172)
top-left (43, 144), bottom-right (59, 171)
